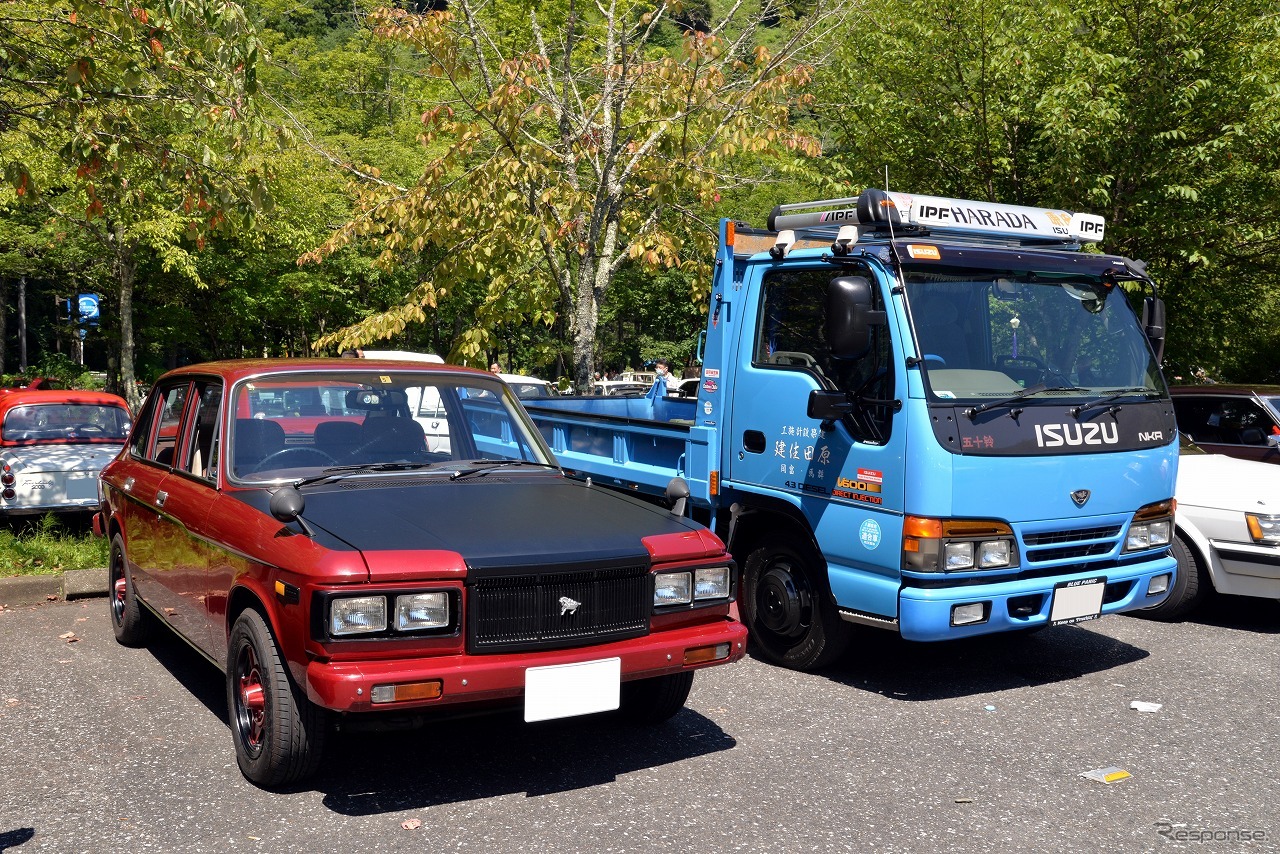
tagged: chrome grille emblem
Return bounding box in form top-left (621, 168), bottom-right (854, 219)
top-left (1071, 489), bottom-right (1091, 507)
top-left (559, 596), bottom-right (581, 616)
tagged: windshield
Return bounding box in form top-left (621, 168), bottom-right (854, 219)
top-left (905, 265), bottom-right (1165, 403)
top-left (229, 371), bottom-right (554, 483)
top-left (2, 403), bottom-right (131, 444)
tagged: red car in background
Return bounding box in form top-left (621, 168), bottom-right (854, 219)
top-left (0, 389), bottom-right (131, 517)
top-left (97, 359), bottom-right (746, 788)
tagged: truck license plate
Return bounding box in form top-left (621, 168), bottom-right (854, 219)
top-left (1049, 577), bottom-right (1106, 626)
top-left (524, 657), bottom-right (621, 722)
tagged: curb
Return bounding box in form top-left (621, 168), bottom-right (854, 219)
top-left (0, 568), bottom-right (108, 607)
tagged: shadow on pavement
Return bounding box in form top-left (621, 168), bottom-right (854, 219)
top-left (314, 708), bottom-right (735, 815)
top-left (0, 828), bottom-right (35, 851)
top-left (1182, 594), bottom-right (1280, 633)
top-left (140, 622), bottom-right (737, 813)
top-left (796, 622), bottom-right (1149, 701)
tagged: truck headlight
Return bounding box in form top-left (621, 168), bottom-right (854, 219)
top-left (1245, 513), bottom-right (1280, 543)
top-left (395, 592), bottom-right (450, 631)
top-left (1124, 500), bottom-right (1174, 553)
top-left (654, 572), bottom-right (692, 606)
top-left (904, 517), bottom-right (1017, 572)
top-left (330, 596), bottom-right (388, 636)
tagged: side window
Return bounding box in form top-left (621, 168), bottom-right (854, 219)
top-left (755, 267), bottom-right (894, 444)
top-left (179, 382), bottom-right (223, 480)
top-left (142, 383), bottom-right (188, 466)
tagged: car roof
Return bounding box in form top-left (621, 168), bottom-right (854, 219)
top-left (154, 358), bottom-right (494, 384)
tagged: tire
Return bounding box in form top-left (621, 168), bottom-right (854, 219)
top-left (108, 534), bottom-right (153, 647)
top-left (227, 609), bottom-right (326, 788)
top-left (741, 539), bottom-right (852, 670)
top-left (619, 672), bottom-right (694, 724)
top-left (1139, 534), bottom-right (1209, 621)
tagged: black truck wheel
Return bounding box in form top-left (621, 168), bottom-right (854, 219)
top-left (742, 539), bottom-right (852, 670)
top-left (1140, 534), bottom-right (1209, 621)
top-left (227, 609), bottom-right (326, 787)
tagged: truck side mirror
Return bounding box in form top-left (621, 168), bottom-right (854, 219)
top-left (1142, 296), bottom-right (1166, 361)
top-left (827, 276), bottom-right (886, 360)
top-left (808, 389), bottom-right (853, 430)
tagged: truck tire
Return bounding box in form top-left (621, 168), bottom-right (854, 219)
top-left (620, 671), bottom-right (694, 724)
top-left (227, 609), bottom-right (326, 788)
top-left (742, 539), bottom-right (852, 670)
top-left (108, 534), bottom-right (154, 647)
top-left (1139, 534), bottom-right (1208, 621)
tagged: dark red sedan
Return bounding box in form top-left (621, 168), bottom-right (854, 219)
top-left (1170, 384), bottom-right (1280, 464)
top-left (97, 359), bottom-right (746, 787)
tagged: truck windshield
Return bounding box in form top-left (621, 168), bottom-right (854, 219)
top-left (904, 266), bottom-right (1165, 404)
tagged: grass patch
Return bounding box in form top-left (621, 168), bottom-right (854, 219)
top-left (0, 515), bottom-right (108, 576)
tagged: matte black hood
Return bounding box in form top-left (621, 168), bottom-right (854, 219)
top-left (236, 474), bottom-right (699, 569)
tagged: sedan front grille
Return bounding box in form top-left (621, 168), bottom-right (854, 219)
top-left (468, 562), bottom-right (650, 653)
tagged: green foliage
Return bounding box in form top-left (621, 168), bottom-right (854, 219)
top-left (0, 515), bottom-right (109, 577)
top-left (813, 0), bottom-right (1280, 382)
top-left (305, 2), bottom-right (841, 389)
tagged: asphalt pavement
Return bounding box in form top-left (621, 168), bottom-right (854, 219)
top-left (0, 595), bottom-right (1276, 853)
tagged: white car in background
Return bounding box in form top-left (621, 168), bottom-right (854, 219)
top-left (1144, 436), bottom-right (1280, 618)
top-left (499, 373), bottom-right (557, 400)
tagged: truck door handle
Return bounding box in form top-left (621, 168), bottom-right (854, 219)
top-left (155, 490), bottom-right (168, 508)
top-left (743, 430), bottom-right (766, 454)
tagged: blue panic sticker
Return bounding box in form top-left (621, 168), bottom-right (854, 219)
top-left (859, 519), bottom-right (882, 550)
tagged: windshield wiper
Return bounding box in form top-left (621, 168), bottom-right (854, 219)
top-left (1070, 387), bottom-right (1159, 418)
top-left (449, 460), bottom-right (562, 481)
top-left (293, 462), bottom-right (443, 489)
top-left (964, 384), bottom-right (1091, 419)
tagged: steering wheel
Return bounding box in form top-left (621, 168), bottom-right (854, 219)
top-left (71, 423), bottom-right (106, 435)
top-left (252, 447), bottom-right (337, 471)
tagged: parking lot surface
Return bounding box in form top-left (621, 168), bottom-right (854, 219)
top-left (0, 596), bottom-right (1275, 853)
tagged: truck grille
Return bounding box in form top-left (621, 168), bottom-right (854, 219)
top-left (468, 563), bottom-right (650, 653)
top-left (1023, 524), bottom-right (1123, 564)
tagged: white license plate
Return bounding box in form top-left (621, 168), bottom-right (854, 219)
top-left (1050, 577), bottom-right (1106, 625)
top-left (524, 657), bottom-right (621, 722)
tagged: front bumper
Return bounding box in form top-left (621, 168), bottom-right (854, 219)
top-left (898, 554), bottom-right (1177, 641)
top-left (305, 617), bottom-right (748, 713)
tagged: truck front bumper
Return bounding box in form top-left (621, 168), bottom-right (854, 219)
top-left (305, 617), bottom-right (748, 714)
top-left (898, 554), bottom-right (1177, 641)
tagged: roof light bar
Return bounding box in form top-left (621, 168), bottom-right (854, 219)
top-left (767, 189), bottom-right (1106, 244)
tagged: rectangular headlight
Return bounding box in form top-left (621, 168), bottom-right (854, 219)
top-left (1246, 513), bottom-right (1280, 543)
top-left (330, 595), bottom-right (387, 636)
top-left (978, 540), bottom-right (1012, 568)
top-left (1126, 523), bottom-right (1158, 551)
top-left (693, 567), bottom-right (731, 600)
top-left (945, 541), bottom-right (974, 569)
top-left (395, 592), bottom-right (450, 631)
top-left (1147, 520), bottom-right (1171, 547)
top-left (654, 572), bottom-right (692, 606)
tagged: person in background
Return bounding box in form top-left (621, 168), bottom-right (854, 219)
top-left (490, 362), bottom-right (501, 373)
top-left (654, 358), bottom-right (680, 394)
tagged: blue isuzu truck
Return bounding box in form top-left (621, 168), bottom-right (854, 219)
top-left (525, 189), bottom-right (1179, 670)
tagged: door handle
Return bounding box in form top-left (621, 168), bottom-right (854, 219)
top-left (155, 490), bottom-right (168, 508)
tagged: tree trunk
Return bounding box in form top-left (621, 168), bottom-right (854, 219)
top-left (113, 228), bottom-right (141, 410)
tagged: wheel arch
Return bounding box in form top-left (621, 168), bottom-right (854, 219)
top-left (723, 495), bottom-right (825, 572)
top-left (1174, 518), bottom-right (1219, 592)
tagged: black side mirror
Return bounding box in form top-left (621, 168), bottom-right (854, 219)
top-left (269, 485), bottom-right (314, 537)
top-left (827, 276), bottom-right (886, 360)
top-left (808, 389), bottom-right (853, 430)
top-left (665, 477), bottom-right (691, 517)
top-left (1142, 296), bottom-right (1166, 361)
